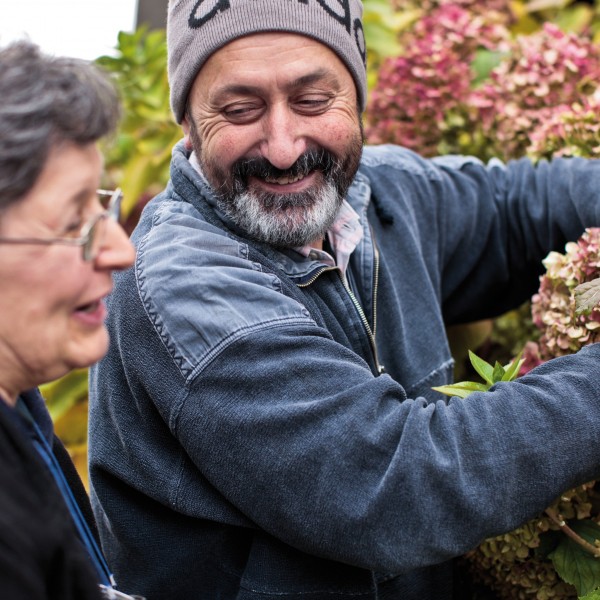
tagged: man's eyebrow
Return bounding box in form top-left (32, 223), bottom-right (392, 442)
top-left (212, 84), bottom-right (262, 100)
top-left (287, 69), bottom-right (341, 91)
top-left (211, 69), bottom-right (341, 101)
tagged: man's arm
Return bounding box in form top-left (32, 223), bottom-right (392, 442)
top-left (175, 324), bottom-right (600, 573)
top-left (362, 149), bottom-right (600, 324)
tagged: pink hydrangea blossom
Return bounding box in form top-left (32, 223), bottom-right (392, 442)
top-left (531, 228), bottom-right (600, 361)
top-left (367, 13), bottom-right (600, 161)
top-left (527, 90), bottom-right (600, 160)
top-left (473, 23), bottom-right (600, 160)
top-left (365, 3), bottom-right (508, 155)
top-left (402, 0), bottom-right (512, 21)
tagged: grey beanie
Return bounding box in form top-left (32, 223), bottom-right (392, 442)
top-left (167, 0), bottom-right (367, 123)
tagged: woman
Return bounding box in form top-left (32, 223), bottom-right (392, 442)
top-left (0, 41), bottom-right (137, 599)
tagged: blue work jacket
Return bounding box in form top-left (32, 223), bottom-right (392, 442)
top-left (89, 142), bottom-right (600, 599)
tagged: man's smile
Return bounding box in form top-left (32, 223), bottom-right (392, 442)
top-left (249, 170), bottom-right (319, 194)
top-left (264, 172), bottom-right (307, 185)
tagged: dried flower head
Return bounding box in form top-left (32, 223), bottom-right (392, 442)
top-left (531, 228), bottom-right (600, 360)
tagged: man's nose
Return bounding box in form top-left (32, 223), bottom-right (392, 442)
top-left (258, 104), bottom-right (307, 170)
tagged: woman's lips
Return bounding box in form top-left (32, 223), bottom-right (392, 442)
top-left (73, 298), bottom-right (107, 326)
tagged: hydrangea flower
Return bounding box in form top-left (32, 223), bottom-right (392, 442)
top-left (396, 0), bottom-right (512, 22)
top-left (367, 14), bottom-right (600, 162)
top-left (526, 90), bottom-right (600, 160)
top-left (473, 23), bottom-right (600, 160)
top-left (529, 228), bottom-right (600, 363)
top-left (365, 3), bottom-right (508, 155)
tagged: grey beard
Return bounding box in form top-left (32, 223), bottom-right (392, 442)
top-left (216, 179), bottom-right (343, 248)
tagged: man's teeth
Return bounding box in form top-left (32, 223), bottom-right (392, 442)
top-left (264, 172), bottom-right (306, 185)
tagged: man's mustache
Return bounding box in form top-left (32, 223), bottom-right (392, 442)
top-left (231, 148), bottom-right (338, 184)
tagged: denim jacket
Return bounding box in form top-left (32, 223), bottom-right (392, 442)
top-left (89, 142), bottom-right (600, 599)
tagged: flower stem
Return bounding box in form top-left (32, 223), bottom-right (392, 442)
top-left (544, 507), bottom-right (600, 557)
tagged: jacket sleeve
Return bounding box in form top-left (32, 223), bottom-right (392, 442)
top-left (364, 150), bottom-right (600, 324)
top-left (174, 325), bottom-right (600, 574)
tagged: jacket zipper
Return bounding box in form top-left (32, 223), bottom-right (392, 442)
top-left (296, 240), bottom-right (384, 375)
top-left (341, 237), bottom-right (384, 375)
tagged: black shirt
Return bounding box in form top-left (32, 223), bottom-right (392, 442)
top-left (0, 391), bottom-right (101, 600)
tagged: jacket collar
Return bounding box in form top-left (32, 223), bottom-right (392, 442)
top-left (170, 141), bottom-right (373, 283)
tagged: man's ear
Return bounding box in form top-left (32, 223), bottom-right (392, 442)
top-left (181, 117), bottom-right (193, 151)
top-left (181, 115), bottom-right (190, 135)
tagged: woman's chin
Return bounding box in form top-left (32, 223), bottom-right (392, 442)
top-left (64, 329), bottom-right (111, 373)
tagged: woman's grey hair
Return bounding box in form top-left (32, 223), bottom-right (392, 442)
top-left (0, 41), bottom-right (121, 209)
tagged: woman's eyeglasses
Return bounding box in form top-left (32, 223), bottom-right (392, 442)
top-left (0, 189), bottom-right (123, 262)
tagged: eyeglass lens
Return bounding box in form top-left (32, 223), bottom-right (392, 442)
top-left (83, 190), bottom-right (123, 261)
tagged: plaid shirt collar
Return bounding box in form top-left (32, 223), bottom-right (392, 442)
top-left (294, 199), bottom-right (363, 279)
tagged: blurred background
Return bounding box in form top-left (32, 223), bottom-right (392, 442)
top-left (1, 0), bottom-right (169, 59)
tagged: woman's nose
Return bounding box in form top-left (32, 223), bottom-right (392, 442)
top-left (95, 218), bottom-right (135, 271)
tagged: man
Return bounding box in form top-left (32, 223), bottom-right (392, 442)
top-left (89, 0), bottom-right (600, 598)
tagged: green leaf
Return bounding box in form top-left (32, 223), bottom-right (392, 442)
top-left (579, 586), bottom-right (600, 600)
top-left (548, 520), bottom-right (600, 597)
top-left (536, 529), bottom-right (563, 559)
top-left (575, 278), bottom-right (600, 316)
top-left (492, 361), bottom-right (506, 383)
top-left (468, 350), bottom-right (495, 385)
top-left (362, 24), bottom-right (401, 59)
top-left (432, 381), bottom-right (490, 399)
top-left (501, 351), bottom-right (524, 382)
top-left (471, 49), bottom-right (507, 86)
top-left (40, 369), bottom-right (89, 422)
top-left (555, 5), bottom-right (594, 35)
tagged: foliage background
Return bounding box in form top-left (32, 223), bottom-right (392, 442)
top-left (42, 0), bottom-right (600, 595)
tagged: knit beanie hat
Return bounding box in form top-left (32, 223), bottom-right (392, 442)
top-left (167, 0), bottom-right (367, 123)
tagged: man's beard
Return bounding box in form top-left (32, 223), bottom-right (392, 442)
top-left (189, 120), bottom-right (363, 248)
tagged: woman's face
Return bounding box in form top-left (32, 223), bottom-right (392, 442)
top-left (0, 141), bottom-right (135, 403)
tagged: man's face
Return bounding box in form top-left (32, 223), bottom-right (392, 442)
top-left (183, 32), bottom-right (363, 248)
